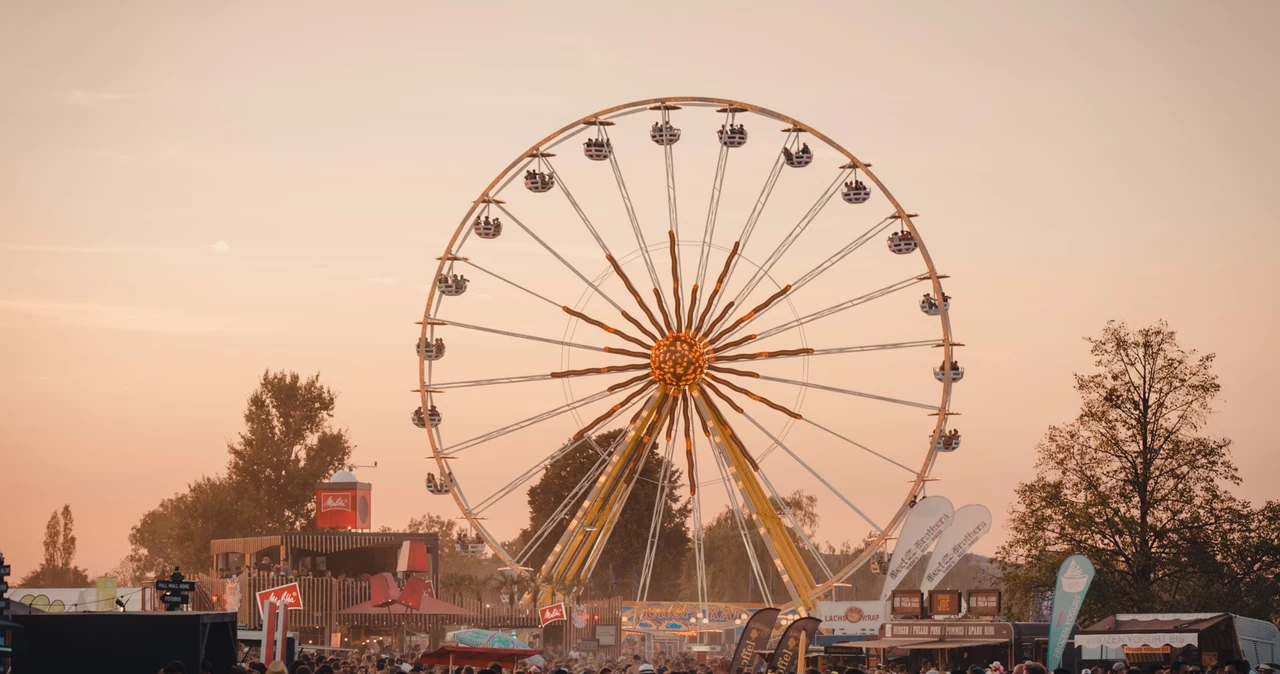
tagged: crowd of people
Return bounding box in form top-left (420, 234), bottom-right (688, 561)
top-left (142, 650), bottom-right (1276, 674)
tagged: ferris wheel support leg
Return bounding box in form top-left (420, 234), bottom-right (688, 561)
top-left (690, 387), bottom-right (818, 614)
top-left (535, 387), bottom-right (672, 604)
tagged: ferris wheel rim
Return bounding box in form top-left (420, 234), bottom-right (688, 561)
top-left (415, 96), bottom-right (958, 607)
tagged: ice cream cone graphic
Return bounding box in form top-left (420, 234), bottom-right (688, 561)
top-left (1060, 559), bottom-right (1088, 592)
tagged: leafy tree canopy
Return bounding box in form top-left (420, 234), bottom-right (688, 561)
top-left (998, 320), bottom-right (1280, 623)
top-left (20, 505), bottom-right (92, 588)
top-left (122, 370), bottom-right (354, 576)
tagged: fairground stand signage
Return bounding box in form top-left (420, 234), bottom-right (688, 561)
top-left (621, 602), bottom-right (765, 632)
top-left (884, 621), bottom-right (1014, 642)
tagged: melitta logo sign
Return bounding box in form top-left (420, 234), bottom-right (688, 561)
top-left (320, 493), bottom-right (352, 512)
top-left (538, 602), bottom-right (566, 626)
top-left (257, 582), bottom-right (304, 613)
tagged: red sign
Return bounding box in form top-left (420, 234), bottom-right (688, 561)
top-left (256, 582), bottom-right (304, 613)
top-left (538, 602), bottom-right (566, 626)
top-left (320, 492), bottom-right (352, 512)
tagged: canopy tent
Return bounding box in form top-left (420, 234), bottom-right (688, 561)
top-left (1078, 614), bottom-right (1279, 665)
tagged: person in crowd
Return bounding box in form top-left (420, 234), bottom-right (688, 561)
top-left (1022, 665), bottom-right (1046, 674)
top-left (160, 662), bottom-right (187, 674)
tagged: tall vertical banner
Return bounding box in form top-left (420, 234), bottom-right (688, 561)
top-left (918, 504), bottom-right (993, 594)
top-left (261, 599), bottom-right (289, 666)
top-left (1047, 554), bottom-right (1095, 671)
top-left (769, 617), bottom-right (821, 674)
top-left (879, 496), bottom-right (955, 601)
top-left (729, 608), bottom-right (779, 674)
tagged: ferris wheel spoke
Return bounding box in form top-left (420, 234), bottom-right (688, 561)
top-left (606, 254), bottom-right (667, 337)
top-left (717, 338), bottom-right (943, 360)
top-left (515, 437), bottom-right (622, 565)
top-left (748, 275), bottom-right (926, 343)
top-left (563, 393), bottom-right (676, 592)
top-left (694, 384), bottom-right (759, 472)
top-left (459, 259), bottom-right (561, 309)
top-left (704, 371), bottom-right (803, 420)
top-left (802, 416), bottom-right (918, 475)
top-left (660, 108), bottom-right (682, 296)
top-left (715, 215), bottom-right (898, 343)
top-left (570, 380), bottom-right (657, 442)
top-left (667, 231), bottom-right (684, 332)
top-left (701, 300), bottom-right (736, 342)
top-left (430, 372), bottom-right (592, 390)
top-left (550, 362), bottom-right (651, 379)
top-left (752, 373), bottom-right (938, 411)
top-left (561, 306), bottom-right (653, 351)
top-left (474, 387), bottom-right (647, 516)
top-left (635, 427), bottom-right (678, 601)
top-left (515, 396), bottom-right (649, 564)
top-left (706, 428), bottom-right (774, 605)
top-left (707, 284), bottom-right (792, 346)
top-left (442, 382), bottom-right (641, 456)
top-left (694, 114), bottom-right (733, 293)
top-left (725, 168), bottom-right (850, 312)
top-left (751, 458), bottom-right (836, 580)
top-left (601, 128), bottom-right (670, 317)
top-left (431, 319), bottom-right (616, 354)
top-left (693, 241), bottom-right (739, 335)
top-left (708, 347), bottom-right (814, 364)
top-left (706, 151), bottom-right (787, 322)
top-left (652, 288), bottom-right (676, 333)
top-left (542, 156), bottom-right (614, 259)
top-left (492, 204), bottom-right (626, 314)
top-left (739, 409), bottom-right (884, 534)
top-left (789, 215), bottom-right (897, 293)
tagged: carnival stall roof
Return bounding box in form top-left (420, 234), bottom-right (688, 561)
top-left (418, 643), bottom-right (543, 669)
top-left (338, 595), bottom-right (475, 617)
top-left (1077, 614), bottom-right (1279, 665)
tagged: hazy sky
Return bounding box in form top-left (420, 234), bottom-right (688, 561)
top-left (2, 1), bottom-right (1279, 581)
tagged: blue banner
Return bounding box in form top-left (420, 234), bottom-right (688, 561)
top-left (1047, 554), bottom-right (1095, 670)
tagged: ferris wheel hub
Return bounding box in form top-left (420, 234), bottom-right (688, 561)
top-left (650, 332), bottom-right (707, 388)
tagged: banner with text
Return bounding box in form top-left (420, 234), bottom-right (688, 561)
top-left (256, 582), bottom-right (303, 615)
top-left (919, 503), bottom-right (992, 594)
top-left (538, 602), bottom-right (566, 626)
top-left (879, 496), bottom-right (954, 602)
top-left (730, 607), bottom-right (779, 674)
top-left (1047, 555), bottom-right (1096, 671)
top-left (815, 601), bottom-right (886, 636)
top-left (768, 617), bottom-right (821, 674)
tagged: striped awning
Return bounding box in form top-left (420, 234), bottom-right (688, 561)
top-left (284, 532), bottom-right (420, 554)
top-left (210, 535), bottom-right (282, 558)
top-left (211, 532), bottom-right (435, 558)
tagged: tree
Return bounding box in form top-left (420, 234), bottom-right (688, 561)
top-left (126, 370), bottom-right (355, 574)
top-left (225, 370), bottom-right (354, 531)
top-left (127, 476), bottom-right (245, 578)
top-left (20, 505), bottom-right (91, 587)
top-left (682, 490), bottom-right (830, 602)
top-left (998, 320), bottom-right (1280, 622)
top-left (509, 428), bottom-right (691, 599)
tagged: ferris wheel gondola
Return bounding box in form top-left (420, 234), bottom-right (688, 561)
top-left (415, 97), bottom-right (958, 616)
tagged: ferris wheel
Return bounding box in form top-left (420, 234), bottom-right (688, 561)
top-left (414, 97), bottom-right (961, 616)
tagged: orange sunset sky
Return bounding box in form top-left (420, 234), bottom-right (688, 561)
top-left (2, 1), bottom-right (1279, 581)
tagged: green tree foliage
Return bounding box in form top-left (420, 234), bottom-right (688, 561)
top-left (685, 490), bottom-right (830, 602)
top-left (20, 505), bottom-right (92, 587)
top-left (123, 370), bottom-right (354, 575)
top-left (998, 321), bottom-right (1280, 623)
top-left (126, 476), bottom-right (245, 578)
top-left (225, 371), bottom-right (354, 531)
top-left (509, 428), bottom-right (692, 599)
